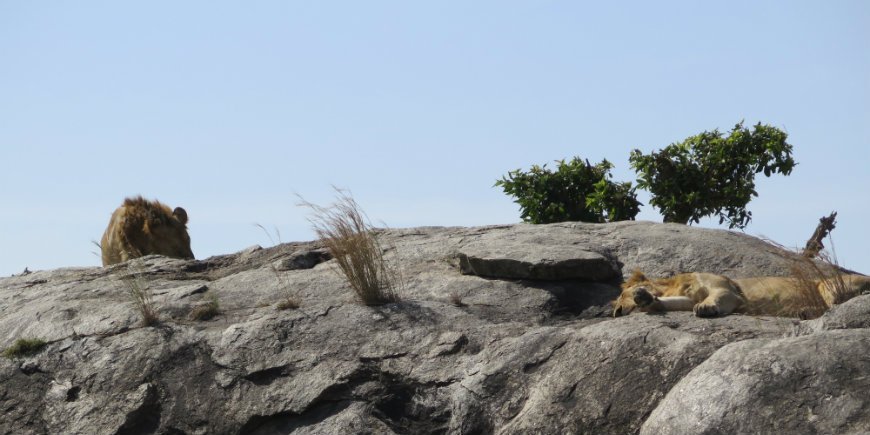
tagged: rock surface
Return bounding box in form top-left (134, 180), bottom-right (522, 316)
top-left (641, 327), bottom-right (870, 435)
top-left (0, 221), bottom-right (866, 434)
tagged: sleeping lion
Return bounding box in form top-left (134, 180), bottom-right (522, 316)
top-left (612, 270), bottom-right (870, 318)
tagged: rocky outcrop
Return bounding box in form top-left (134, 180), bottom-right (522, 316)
top-left (0, 221), bottom-right (865, 434)
top-left (641, 327), bottom-right (870, 435)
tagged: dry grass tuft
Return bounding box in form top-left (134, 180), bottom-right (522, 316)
top-left (786, 261), bottom-right (835, 319)
top-left (299, 188), bottom-right (401, 306)
top-left (764, 236), bottom-right (851, 320)
top-left (786, 251), bottom-right (850, 319)
top-left (264, 263), bottom-right (302, 310)
top-left (91, 240), bottom-right (102, 259)
top-left (276, 297), bottom-right (301, 310)
top-left (2, 338), bottom-right (47, 359)
top-left (123, 267), bottom-right (159, 327)
top-left (254, 223), bottom-right (282, 246)
top-left (448, 290), bottom-right (466, 307)
top-left (189, 292), bottom-right (220, 321)
top-left (254, 223), bottom-right (303, 310)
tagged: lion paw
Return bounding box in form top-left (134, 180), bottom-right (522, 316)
top-left (633, 287), bottom-right (656, 308)
top-left (693, 302), bottom-right (720, 318)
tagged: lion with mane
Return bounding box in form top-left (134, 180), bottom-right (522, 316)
top-left (613, 270), bottom-right (870, 318)
top-left (101, 196), bottom-right (194, 266)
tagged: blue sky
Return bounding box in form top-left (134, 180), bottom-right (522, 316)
top-left (1, 1), bottom-right (868, 276)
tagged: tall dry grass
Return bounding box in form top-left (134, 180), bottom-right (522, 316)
top-left (299, 189), bottom-right (401, 305)
top-left (765, 236), bottom-right (852, 319)
top-left (254, 223), bottom-right (302, 309)
top-left (269, 264), bottom-right (302, 310)
top-left (786, 251), bottom-right (852, 319)
top-left (122, 266), bottom-right (159, 326)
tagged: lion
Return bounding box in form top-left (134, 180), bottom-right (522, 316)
top-left (612, 270), bottom-right (870, 318)
top-left (100, 196), bottom-right (194, 266)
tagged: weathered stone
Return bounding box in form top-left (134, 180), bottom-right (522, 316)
top-left (642, 329), bottom-right (870, 435)
top-left (273, 249), bottom-right (331, 271)
top-left (796, 293), bottom-right (870, 334)
top-left (0, 222), bottom-right (865, 434)
top-left (454, 222), bottom-right (796, 280)
top-left (458, 244), bottom-right (618, 281)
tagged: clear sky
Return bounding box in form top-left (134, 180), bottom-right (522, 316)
top-left (1, 1), bottom-right (868, 277)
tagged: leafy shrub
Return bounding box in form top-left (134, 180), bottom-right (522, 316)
top-left (3, 338), bottom-right (47, 358)
top-left (629, 121), bottom-right (795, 229)
top-left (300, 189), bottom-right (400, 305)
top-left (496, 157), bottom-right (641, 224)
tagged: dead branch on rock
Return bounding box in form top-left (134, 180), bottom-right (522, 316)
top-left (803, 211), bottom-right (837, 259)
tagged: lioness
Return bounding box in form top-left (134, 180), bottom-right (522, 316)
top-left (101, 196), bottom-right (194, 266)
top-left (613, 270), bottom-right (870, 318)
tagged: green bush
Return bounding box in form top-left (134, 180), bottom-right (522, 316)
top-left (496, 157), bottom-right (641, 224)
top-left (629, 121), bottom-right (795, 229)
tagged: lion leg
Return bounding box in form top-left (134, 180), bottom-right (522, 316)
top-left (657, 296), bottom-right (696, 311)
top-left (633, 288), bottom-right (694, 312)
top-left (693, 291), bottom-right (742, 318)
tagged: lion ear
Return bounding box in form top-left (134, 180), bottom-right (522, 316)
top-left (626, 270), bottom-right (647, 285)
top-left (173, 207), bottom-right (188, 225)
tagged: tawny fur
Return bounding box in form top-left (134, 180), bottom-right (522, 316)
top-left (100, 196), bottom-right (194, 266)
top-left (613, 270), bottom-right (870, 318)
top-left (735, 274), bottom-right (870, 318)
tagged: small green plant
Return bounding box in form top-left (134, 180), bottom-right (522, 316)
top-left (299, 188), bottom-right (401, 305)
top-left (188, 292), bottom-right (220, 321)
top-left (123, 268), bottom-right (159, 327)
top-left (496, 157), bottom-right (641, 224)
top-left (3, 338), bottom-right (47, 358)
top-left (629, 121), bottom-right (795, 229)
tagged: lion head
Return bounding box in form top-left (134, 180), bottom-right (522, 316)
top-left (101, 196), bottom-right (194, 266)
top-left (612, 270), bottom-right (663, 317)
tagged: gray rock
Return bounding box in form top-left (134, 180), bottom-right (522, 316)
top-left (642, 329), bottom-right (870, 435)
top-left (454, 222), bottom-right (797, 280)
top-left (458, 236), bottom-right (619, 281)
top-left (796, 293), bottom-right (870, 333)
top-left (0, 222), bottom-right (864, 434)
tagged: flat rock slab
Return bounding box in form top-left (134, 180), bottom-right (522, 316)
top-left (456, 224), bottom-right (620, 281)
top-left (458, 244), bottom-right (618, 281)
